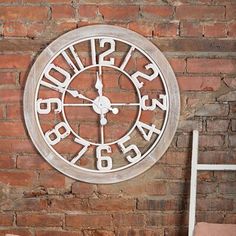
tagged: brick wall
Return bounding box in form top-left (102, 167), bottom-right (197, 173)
top-left (0, 0), bottom-right (235, 235)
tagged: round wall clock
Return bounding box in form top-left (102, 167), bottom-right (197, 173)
top-left (24, 25), bottom-right (180, 184)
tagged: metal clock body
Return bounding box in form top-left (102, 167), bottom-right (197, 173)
top-left (24, 25), bottom-right (180, 184)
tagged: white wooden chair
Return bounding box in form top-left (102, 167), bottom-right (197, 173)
top-left (188, 130), bottom-right (236, 236)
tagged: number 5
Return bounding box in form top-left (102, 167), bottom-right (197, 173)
top-left (118, 136), bottom-right (141, 163)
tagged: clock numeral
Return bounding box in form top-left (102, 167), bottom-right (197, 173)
top-left (36, 98), bottom-right (62, 114)
top-left (118, 136), bottom-right (141, 163)
top-left (137, 121), bottom-right (161, 141)
top-left (91, 38), bottom-right (97, 65)
top-left (96, 145), bottom-right (112, 171)
top-left (43, 63), bottom-right (71, 89)
top-left (61, 45), bottom-right (84, 74)
top-left (45, 122), bottom-right (70, 146)
top-left (70, 138), bottom-right (90, 164)
top-left (141, 94), bottom-right (167, 111)
top-left (99, 38), bottom-right (115, 66)
top-left (131, 63), bottom-right (159, 88)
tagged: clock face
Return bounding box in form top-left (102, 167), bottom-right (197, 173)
top-left (24, 25), bottom-right (180, 184)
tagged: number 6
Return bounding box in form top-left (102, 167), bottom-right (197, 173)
top-left (96, 145), bottom-right (112, 171)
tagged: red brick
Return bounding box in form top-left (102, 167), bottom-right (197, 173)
top-left (219, 182), bottom-right (236, 194)
top-left (168, 182), bottom-right (189, 195)
top-left (178, 120), bottom-right (202, 132)
top-left (207, 119), bottom-right (229, 132)
top-left (199, 150), bottom-right (236, 164)
top-left (54, 22), bottom-right (77, 34)
top-left (0, 105), bottom-right (5, 119)
top-left (128, 21), bottom-right (153, 37)
top-left (160, 151), bottom-right (189, 166)
top-left (17, 213), bottom-right (62, 227)
top-left (229, 134), bottom-right (236, 147)
top-left (141, 6), bottom-right (174, 18)
top-left (180, 22), bottom-right (203, 37)
top-left (228, 22), bottom-right (236, 37)
top-left (17, 154), bottom-right (52, 170)
top-left (0, 121), bottom-right (26, 137)
top-left (197, 198), bottom-right (233, 211)
top-left (2, 198), bottom-right (48, 211)
top-left (204, 23), bottom-right (226, 38)
top-left (176, 5), bottom-right (225, 20)
top-left (0, 170), bottom-right (36, 186)
top-left (78, 5), bottom-right (97, 18)
top-left (195, 103), bottom-right (229, 116)
top-left (4, 21), bottom-right (27, 37)
top-left (199, 135), bottom-right (225, 147)
top-left (0, 54), bottom-right (31, 69)
top-left (137, 198), bottom-right (183, 211)
top-left (6, 103), bottom-right (21, 120)
top-left (38, 171), bottom-right (65, 188)
top-left (0, 72), bottom-right (17, 86)
top-left (0, 229), bottom-right (31, 236)
top-left (0, 89), bottom-right (22, 103)
top-left (52, 5), bottom-right (75, 19)
top-left (197, 182), bottom-right (217, 194)
top-left (72, 182), bottom-right (96, 196)
top-left (0, 138), bottom-right (36, 153)
top-left (0, 213), bottom-right (13, 226)
top-left (0, 154), bottom-right (15, 168)
top-left (168, 58), bottom-right (186, 73)
top-left (187, 58), bottom-right (236, 74)
top-left (178, 76), bottom-right (221, 91)
top-left (0, 6), bottom-right (49, 21)
top-left (84, 230), bottom-right (115, 236)
top-left (27, 23), bottom-right (46, 38)
top-left (114, 213), bottom-right (145, 227)
top-left (154, 22), bottom-right (179, 37)
top-left (226, 4), bottom-right (236, 19)
top-left (66, 214), bottom-right (112, 229)
top-left (36, 230), bottom-right (83, 236)
top-left (99, 6), bottom-right (139, 21)
top-left (145, 180), bottom-right (167, 195)
top-left (118, 228), bottom-right (163, 236)
top-left (49, 198), bottom-right (88, 212)
top-left (25, 0), bottom-right (71, 2)
top-left (89, 198), bottom-right (136, 211)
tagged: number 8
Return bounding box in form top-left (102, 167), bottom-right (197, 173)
top-left (45, 122), bottom-right (70, 145)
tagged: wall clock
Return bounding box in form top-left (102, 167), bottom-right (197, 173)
top-left (24, 25), bottom-right (180, 184)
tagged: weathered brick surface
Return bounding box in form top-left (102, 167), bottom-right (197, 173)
top-left (0, 1), bottom-right (235, 235)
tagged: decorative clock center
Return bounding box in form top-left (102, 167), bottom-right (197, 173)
top-left (92, 96), bottom-right (111, 114)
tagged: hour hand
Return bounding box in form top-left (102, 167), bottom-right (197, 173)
top-left (95, 72), bottom-right (103, 97)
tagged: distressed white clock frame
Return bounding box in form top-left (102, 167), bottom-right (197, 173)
top-left (24, 25), bottom-right (180, 184)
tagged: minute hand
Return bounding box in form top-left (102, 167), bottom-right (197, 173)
top-left (40, 81), bottom-right (94, 103)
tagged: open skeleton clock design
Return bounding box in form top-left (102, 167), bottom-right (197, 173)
top-left (24, 25), bottom-right (180, 184)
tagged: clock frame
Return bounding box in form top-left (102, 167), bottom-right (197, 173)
top-left (24, 25), bottom-right (180, 184)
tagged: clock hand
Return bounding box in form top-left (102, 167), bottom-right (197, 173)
top-left (100, 113), bottom-right (107, 126)
top-left (40, 81), bottom-right (94, 103)
top-left (95, 72), bottom-right (103, 98)
top-left (66, 89), bottom-right (94, 103)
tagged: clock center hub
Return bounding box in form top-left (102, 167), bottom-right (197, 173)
top-left (92, 96), bottom-right (111, 114)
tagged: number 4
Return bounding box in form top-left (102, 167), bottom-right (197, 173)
top-left (137, 121), bottom-right (161, 141)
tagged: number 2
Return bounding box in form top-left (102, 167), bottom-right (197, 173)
top-left (131, 63), bottom-right (159, 88)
